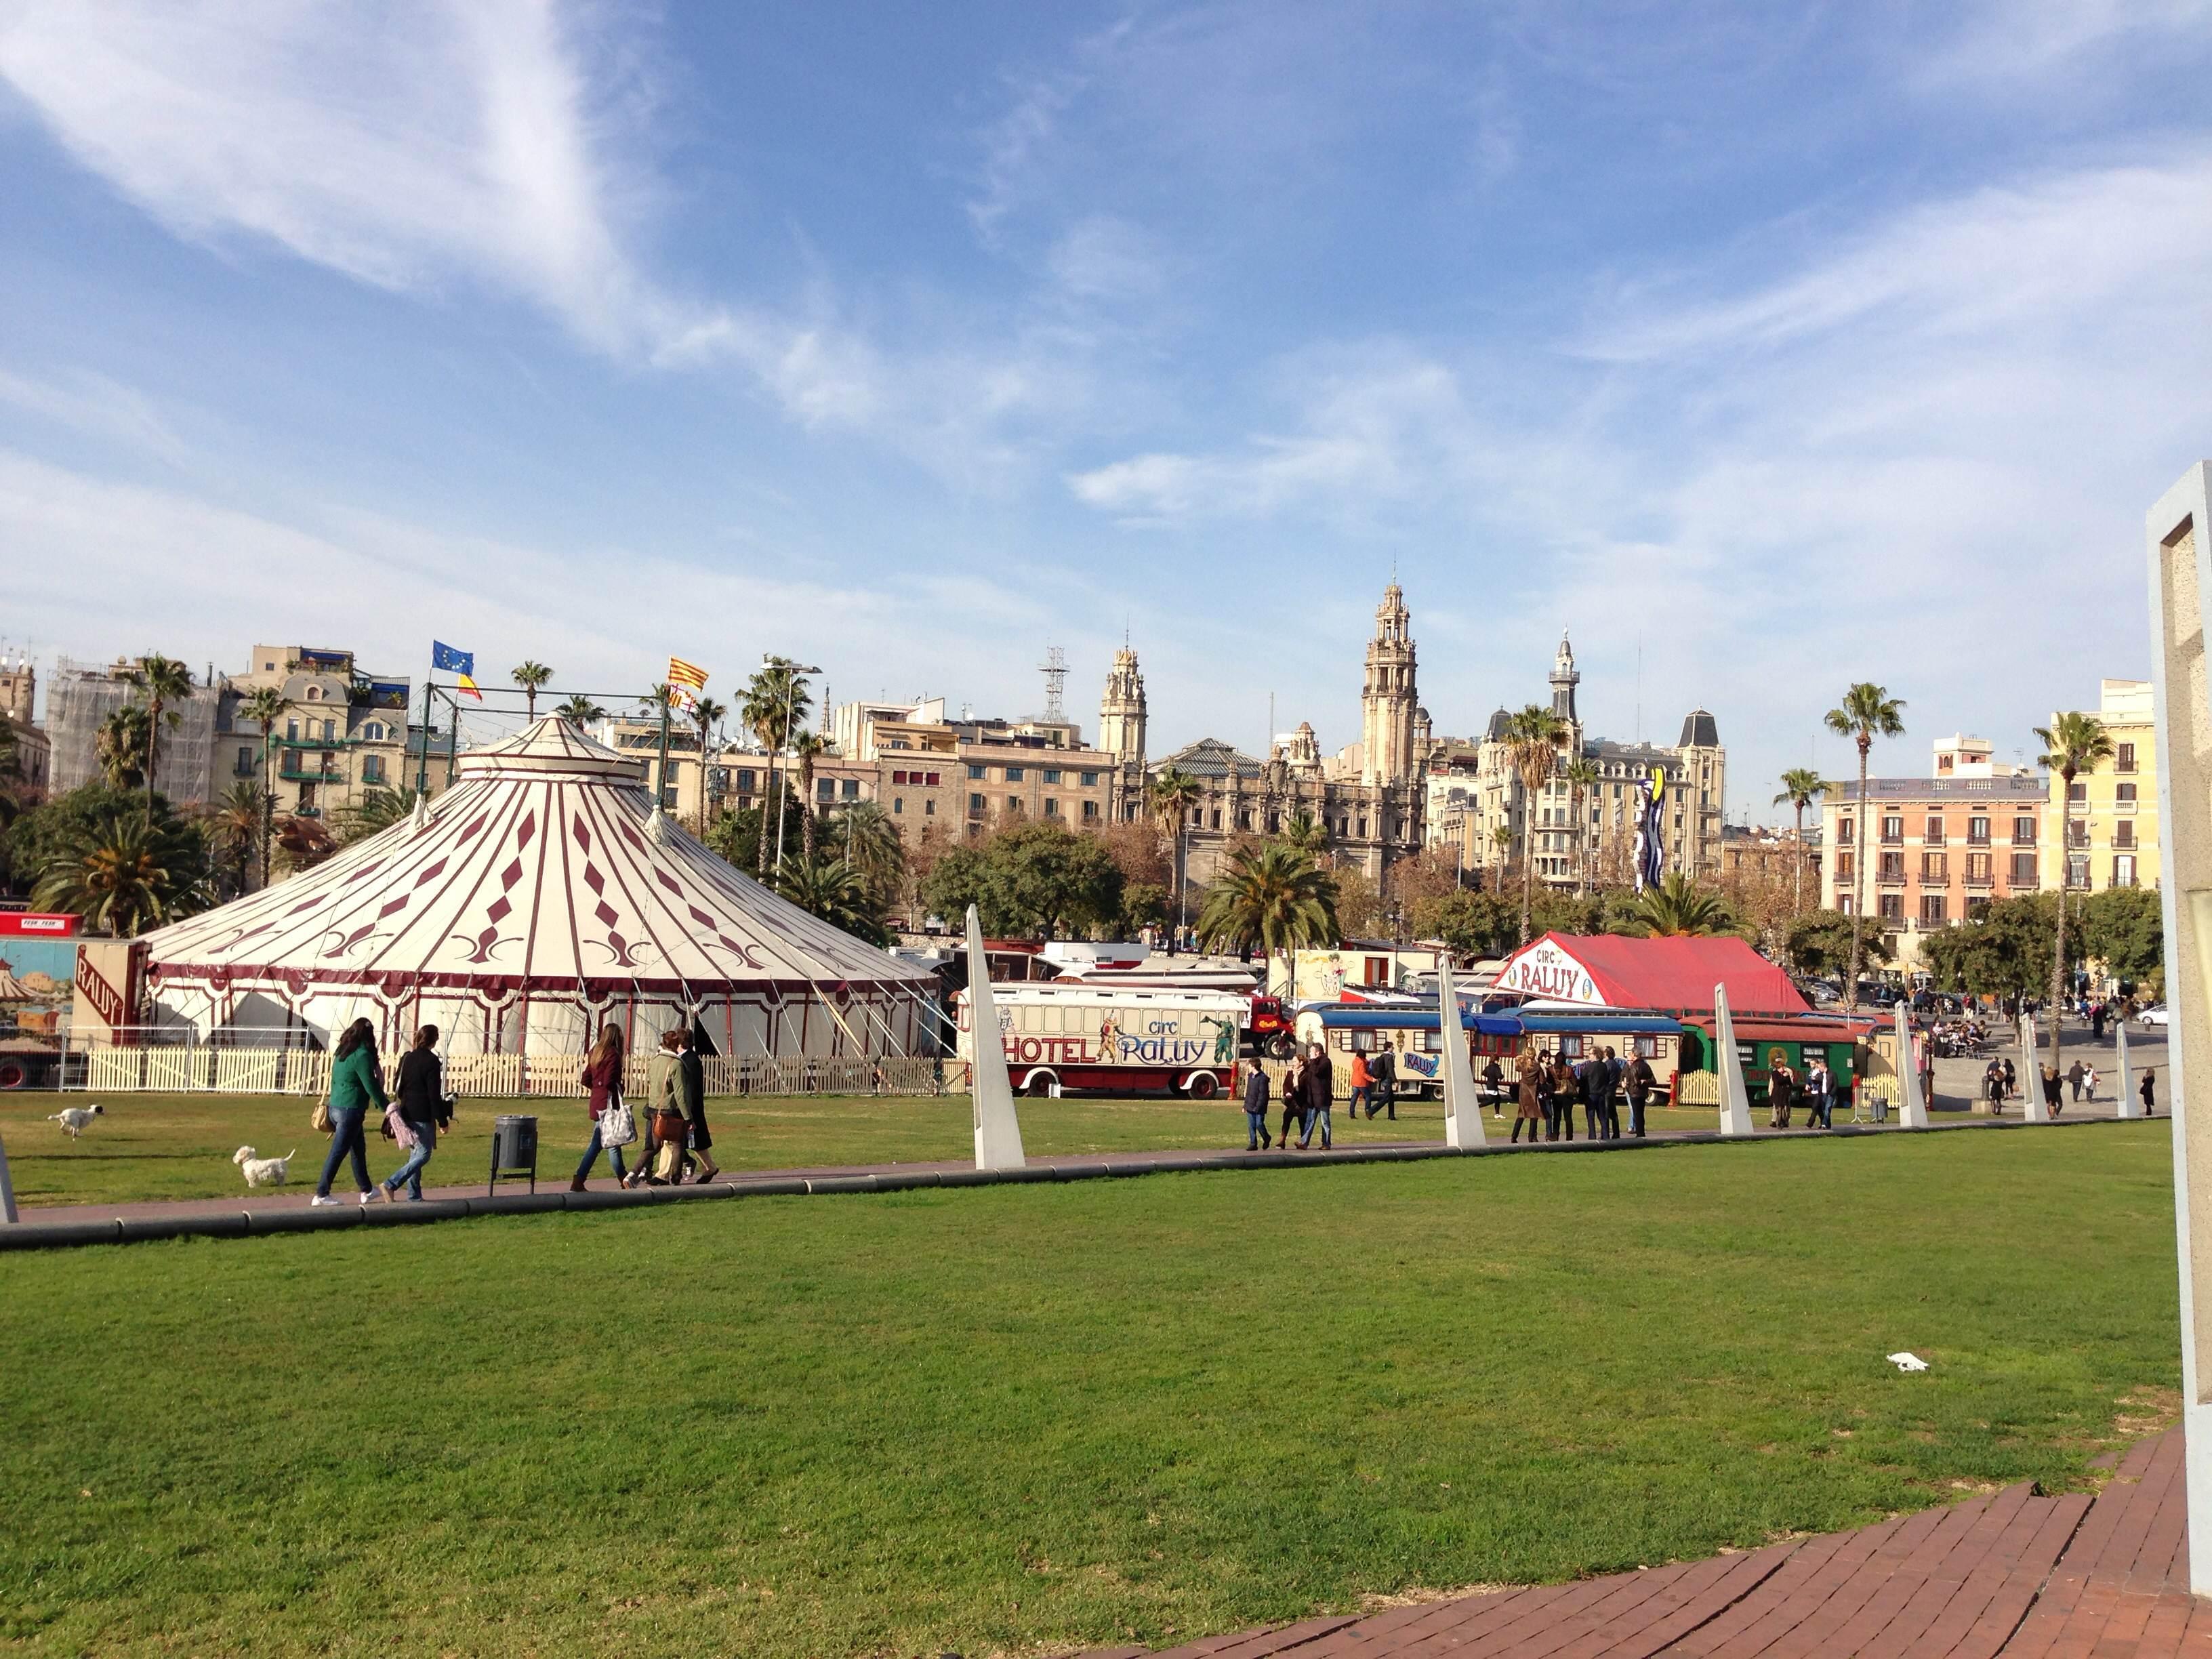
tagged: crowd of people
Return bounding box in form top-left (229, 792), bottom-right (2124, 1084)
top-left (1509, 1046), bottom-right (1663, 1142)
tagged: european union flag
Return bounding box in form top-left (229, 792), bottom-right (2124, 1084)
top-left (431, 641), bottom-right (474, 676)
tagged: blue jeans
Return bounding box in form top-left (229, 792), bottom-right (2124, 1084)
top-left (1301, 1104), bottom-right (1332, 1149)
top-left (316, 1107), bottom-right (371, 1196)
top-left (383, 1120), bottom-right (436, 1198)
top-left (574, 1123), bottom-right (628, 1185)
top-left (1244, 1109), bottom-right (1270, 1149)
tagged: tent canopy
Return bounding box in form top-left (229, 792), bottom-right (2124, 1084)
top-left (1494, 933), bottom-right (1809, 1017)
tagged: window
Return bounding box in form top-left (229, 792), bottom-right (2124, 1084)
top-left (892, 770), bottom-right (907, 785)
top-left (305, 686), bottom-right (321, 701)
top-left (1080, 771), bottom-right (1098, 787)
top-left (1925, 815), bottom-right (1945, 843)
top-left (1837, 817), bottom-right (1855, 844)
top-left (2066, 821), bottom-right (2089, 848)
top-left (1966, 852), bottom-right (1992, 884)
top-left (1005, 766), bottom-right (1025, 782)
top-left (1082, 800), bottom-right (1099, 821)
top-left (1879, 851), bottom-right (1904, 880)
top-left (1919, 894), bottom-right (1947, 926)
top-left (1879, 893), bottom-right (1904, 921)
top-left (2013, 816), bottom-right (2036, 844)
top-left (361, 722), bottom-right (382, 740)
top-left (2117, 742), bottom-right (2137, 773)
top-left (2115, 855), bottom-right (2137, 886)
top-left (968, 764), bottom-right (985, 779)
top-left (2115, 821), bottom-right (2135, 848)
top-left (969, 793), bottom-right (984, 813)
top-left (1839, 894), bottom-right (1853, 916)
top-left (1210, 809), bottom-right (1222, 830)
top-left (1043, 769), bottom-right (1061, 784)
top-left (1835, 850), bottom-right (1854, 878)
top-left (1968, 815), bottom-right (1990, 844)
top-left (925, 800), bottom-right (935, 816)
top-left (234, 745), bottom-right (254, 776)
top-left (2117, 781), bottom-right (2137, 803)
top-left (1044, 798), bottom-right (1060, 817)
top-left (2066, 854), bottom-right (2089, 888)
top-left (2067, 781), bottom-right (2087, 802)
top-left (2009, 852), bottom-right (2037, 885)
top-left (893, 797), bottom-right (903, 814)
top-left (1921, 852), bottom-right (1947, 880)
top-left (1006, 796), bottom-right (1023, 813)
top-left (842, 779), bottom-right (860, 798)
top-left (817, 779), bottom-right (834, 800)
top-left (1633, 1036), bottom-right (1658, 1059)
top-left (286, 719), bottom-right (299, 741)
top-left (1880, 816), bottom-right (1903, 843)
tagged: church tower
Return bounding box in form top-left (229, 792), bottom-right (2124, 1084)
top-left (1549, 630), bottom-right (1580, 725)
top-left (1359, 581), bottom-right (1418, 786)
top-left (1098, 646), bottom-right (1147, 765)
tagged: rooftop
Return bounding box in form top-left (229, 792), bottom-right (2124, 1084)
top-left (1836, 775), bottom-right (2047, 801)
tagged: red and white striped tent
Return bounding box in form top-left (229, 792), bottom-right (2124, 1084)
top-left (138, 717), bottom-right (932, 1058)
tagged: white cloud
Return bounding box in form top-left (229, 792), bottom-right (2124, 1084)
top-left (0, 369), bottom-right (188, 463)
top-left (1917, 0), bottom-right (2212, 91)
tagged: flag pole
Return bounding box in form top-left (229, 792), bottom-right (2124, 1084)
top-left (445, 688), bottom-right (459, 789)
top-left (415, 662), bottom-right (434, 795)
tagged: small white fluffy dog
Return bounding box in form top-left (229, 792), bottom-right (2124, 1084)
top-left (233, 1145), bottom-right (298, 1188)
top-left (49, 1104), bottom-right (104, 1139)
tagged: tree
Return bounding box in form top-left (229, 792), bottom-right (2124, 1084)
top-left (2080, 884), bottom-right (2162, 988)
top-left (2035, 710), bottom-right (2115, 1069)
top-left (30, 802), bottom-right (211, 935)
top-left (510, 661), bottom-right (554, 720)
top-left (554, 694), bottom-right (605, 728)
top-left (1146, 766), bottom-right (1203, 927)
top-left (1917, 893), bottom-right (2070, 1007)
top-left (774, 853), bottom-right (890, 945)
top-left (1412, 888), bottom-right (1521, 958)
top-left (1561, 756), bottom-right (1599, 895)
top-left (741, 659), bottom-right (813, 875)
top-left (205, 781), bottom-right (264, 898)
top-left (827, 799), bottom-right (905, 909)
top-left (237, 685), bottom-right (288, 888)
top-left (1195, 843), bottom-right (1338, 983)
top-left (1118, 880), bottom-right (1170, 937)
top-left (920, 819), bottom-right (1124, 939)
top-left (331, 787), bottom-right (424, 846)
top-left (1277, 811), bottom-right (1328, 855)
top-left (1332, 862), bottom-right (1385, 937)
top-left (1785, 908), bottom-right (1896, 981)
top-left (690, 695), bottom-right (728, 830)
top-left (1822, 684), bottom-right (1906, 1008)
top-left (96, 705), bottom-right (149, 792)
top-left (1631, 871), bottom-right (1734, 937)
top-left (1771, 768), bottom-right (1828, 918)
top-left (1503, 704), bottom-right (1567, 945)
top-left (119, 654), bottom-right (194, 827)
top-left (791, 730), bottom-right (827, 865)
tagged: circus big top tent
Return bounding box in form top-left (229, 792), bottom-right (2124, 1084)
top-left (136, 718), bottom-right (933, 1058)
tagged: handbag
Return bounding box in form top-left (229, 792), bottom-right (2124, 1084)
top-left (598, 1084), bottom-right (638, 1149)
top-left (311, 1098), bottom-right (333, 1134)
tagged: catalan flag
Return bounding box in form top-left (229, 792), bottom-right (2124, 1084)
top-left (432, 640), bottom-right (483, 700)
top-left (667, 655), bottom-right (709, 711)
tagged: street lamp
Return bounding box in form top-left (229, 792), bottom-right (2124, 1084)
top-left (767, 657), bottom-right (823, 878)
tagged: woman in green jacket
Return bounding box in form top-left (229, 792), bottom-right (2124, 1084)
top-left (312, 1018), bottom-right (389, 1205)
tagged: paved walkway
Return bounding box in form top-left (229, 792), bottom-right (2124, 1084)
top-left (1084, 1429), bottom-right (2209, 1658)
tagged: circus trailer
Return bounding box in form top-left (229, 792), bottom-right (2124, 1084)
top-left (130, 718), bottom-right (935, 1063)
top-left (953, 982), bottom-right (1248, 1098)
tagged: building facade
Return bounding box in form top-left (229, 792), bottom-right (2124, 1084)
top-left (1, 655), bottom-right (49, 798)
top-left (1442, 634), bottom-right (1725, 889)
top-left (2044, 679), bottom-right (2160, 895)
top-left (46, 656), bottom-right (223, 805)
top-left (220, 644), bottom-right (421, 821)
top-left (1818, 737), bottom-right (2048, 968)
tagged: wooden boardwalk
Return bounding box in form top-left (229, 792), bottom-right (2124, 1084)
top-left (1090, 1430), bottom-right (2210, 1659)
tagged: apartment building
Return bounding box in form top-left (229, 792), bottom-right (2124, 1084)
top-left (220, 645), bottom-right (421, 819)
top-left (1819, 736), bottom-right (2047, 967)
top-left (2043, 679), bottom-right (2160, 894)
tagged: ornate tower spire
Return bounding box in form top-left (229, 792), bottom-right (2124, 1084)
top-left (1360, 582), bottom-right (1418, 786)
top-left (1098, 646), bottom-right (1147, 765)
top-left (1550, 629), bottom-right (1579, 724)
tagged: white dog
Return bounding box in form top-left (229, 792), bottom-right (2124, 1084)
top-left (49, 1104), bottom-right (104, 1139)
top-left (233, 1146), bottom-right (298, 1188)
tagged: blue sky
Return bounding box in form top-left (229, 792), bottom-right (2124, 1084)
top-left (4, 0), bottom-right (2211, 820)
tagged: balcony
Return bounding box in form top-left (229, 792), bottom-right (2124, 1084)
top-left (279, 764), bottom-right (346, 784)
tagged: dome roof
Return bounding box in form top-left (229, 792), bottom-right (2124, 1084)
top-left (1485, 706), bottom-right (1513, 741)
top-left (140, 717), bottom-right (926, 998)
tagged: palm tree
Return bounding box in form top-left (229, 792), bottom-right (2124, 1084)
top-left (1562, 756), bottom-right (1599, 895)
top-left (1503, 704), bottom-right (1567, 944)
top-left (331, 786), bottom-right (424, 846)
top-left (774, 853), bottom-right (887, 943)
top-left (1632, 872), bottom-right (1732, 937)
top-left (205, 781), bottom-right (264, 897)
top-left (238, 686), bottom-right (288, 888)
top-left (1771, 767), bottom-right (1829, 922)
top-left (554, 694), bottom-right (605, 729)
top-left (1195, 842), bottom-right (1339, 987)
top-left (741, 659), bottom-right (813, 875)
top-left (96, 705), bottom-right (150, 792)
top-left (690, 695), bottom-right (729, 830)
top-left (2034, 712), bottom-right (2114, 1077)
top-left (31, 809), bottom-right (208, 935)
top-left (791, 729), bottom-right (827, 863)
top-left (510, 661), bottom-right (554, 720)
top-left (1147, 765), bottom-right (1204, 927)
top-left (119, 654), bottom-right (194, 827)
top-left (1276, 810), bottom-right (1328, 855)
top-left (832, 799), bottom-right (906, 907)
top-left (1822, 684), bottom-right (1906, 1010)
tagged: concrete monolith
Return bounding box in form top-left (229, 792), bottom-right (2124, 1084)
top-left (964, 905), bottom-right (1027, 1170)
top-left (1715, 983), bottom-right (1755, 1137)
top-left (2021, 1014), bottom-right (2050, 1123)
top-left (1895, 1003), bottom-right (1930, 1128)
top-left (1439, 956), bottom-right (1486, 1150)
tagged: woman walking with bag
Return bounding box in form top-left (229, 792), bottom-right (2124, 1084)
top-left (1513, 1048), bottom-right (1543, 1144)
top-left (626, 1029), bottom-right (689, 1187)
top-left (571, 1024), bottom-right (632, 1190)
top-left (312, 1018), bottom-right (387, 1206)
top-left (378, 1024), bottom-right (448, 1202)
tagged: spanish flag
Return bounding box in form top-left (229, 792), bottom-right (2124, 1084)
top-left (668, 655), bottom-right (708, 710)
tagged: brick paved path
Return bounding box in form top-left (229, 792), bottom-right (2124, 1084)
top-left (1084, 1430), bottom-right (2208, 1658)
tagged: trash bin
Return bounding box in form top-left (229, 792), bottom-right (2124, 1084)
top-left (489, 1114), bottom-right (539, 1195)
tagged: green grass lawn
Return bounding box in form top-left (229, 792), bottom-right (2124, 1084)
top-left (0, 1124), bottom-right (2179, 1657)
top-left (0, 1089), bottom-right (1721, 1207)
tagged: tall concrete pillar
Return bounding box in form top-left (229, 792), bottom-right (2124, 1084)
top-left (2118, 1019), bottom-right (2140, 1120)
top-left (1714, 984), bottom-right (1755, 1137)
top-left (1895, 1003), bottom-right (1930, 1128)
top-left (1439, 956), bottom-right (1485, 1150)
top-left (2146, 460), bottom-right (2212, 1593)
top-left (964, 905), bottom-right (1027, 1170)
top-left (2021, 1015), bottom-right (2050, 1123)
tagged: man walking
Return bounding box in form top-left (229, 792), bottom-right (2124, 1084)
top-left (1482, 1055), bottom-right (1506, 1118)
top-left (2066, 1059), bottom-right (2085, 1104)
top-left (1347, 1050), bottom-right (1372, 1122)
top-left (1603, 1046), bottom-right (1625, 1139)
top-left (1242, 1062), bottom-right (1272, 1150)
top-left (1624, 1048), bottom-right (1656, 1138)
top-left (677, 1023), bottom-right (719, 1183)
top-left (1579, 1050), bottom-right (1607, 1141)
top-left (1279, 1051), bottom-right (1308, 1150)
top-left (1803, 1054), bottom-right (1833, 1130)
top-left (1767, 1057), bottom-right (1796, 1129)
top-left (1297, 1042), bottom-right (1334, 1150)
top-left (1368, 1044), bottom-right (1396, 1121)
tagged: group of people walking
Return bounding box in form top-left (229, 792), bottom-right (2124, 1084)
top-left (312, 1017), bottom-right (452, 1204)
top-left (1241, 1044), bottom-right (1340, 1150)
top-left (573, 1023), bottom-right (721, 1190)
top-left (1759, 1054), bottom-right (1838, 1130)
top-left (1510, 1046), bottom-right (1658, 1143)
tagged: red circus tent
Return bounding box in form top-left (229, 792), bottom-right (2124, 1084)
top-left (1493, 933), bottom-right (1809, 1017)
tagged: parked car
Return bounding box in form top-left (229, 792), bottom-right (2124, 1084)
top-left (2139, 1004), bottom-right (2170, 1027)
